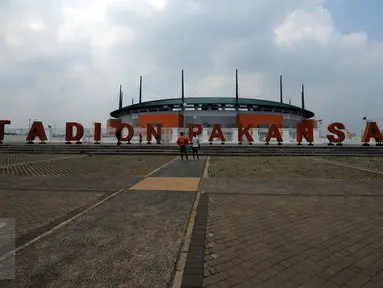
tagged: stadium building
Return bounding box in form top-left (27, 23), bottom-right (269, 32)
top-left (108, 72), bottom-right (317, 133)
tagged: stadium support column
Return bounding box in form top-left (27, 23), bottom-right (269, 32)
top-left (181, 70), bottom-right (185, 104)
top-left (119, 85), bottom-right (123, 109)
top-left (181, 70), bottom-right (185, 132)
top-left (279, 75), bottom-right (283, 104)
top-left (236, 69), bottom-right (239, 102)
top-left (139, 76), bottom-right (142, 104)
top-left (301, 84), bottom-right (305, 109)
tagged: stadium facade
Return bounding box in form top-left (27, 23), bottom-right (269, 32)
top-left (109, 72), bottom-right (317, 131)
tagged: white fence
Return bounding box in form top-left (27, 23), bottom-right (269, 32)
top-left (2, 127), bottom-right (375, 145)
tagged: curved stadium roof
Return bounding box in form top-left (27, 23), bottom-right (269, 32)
top-left (110, 97), bottom-right (315, 119)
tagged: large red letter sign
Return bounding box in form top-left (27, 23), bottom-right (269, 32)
top-left (362, 122), bottom-right (383, 145)
top-left (208, 124), bottom-right (225, 144)
top-left (327, 122), bottom-right (345, 145)
top-left (26, 121), bottom-right (47, 143)
top-left (265, 124), bottom-right (283, 144)
top-left (296, 121), bottom-right (314, 145)
top-left (0, 120), bottom-right (11, 143)
top-left (238, 125), bottom-right (254, 144)
top-left (147, 124), bottom-right (162, 144)
top-left (65, 122), bottom-right (84, 144)
top-left (118, 123), bottom-right (134, 144)
top-left (188, 124), bottom-right (203, 142)
top-left (94, 122), bottom-right (101, 144)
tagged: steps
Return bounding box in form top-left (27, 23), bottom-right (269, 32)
top-left (1, 143), bottom-right (383, 156)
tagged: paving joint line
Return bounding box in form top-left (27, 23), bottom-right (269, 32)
top-left (180, 193), bottom-right (208, 288)
top-left (170, 191), bottom-right (201, 288)
top-left (206, 192), bottom-right (383, 197)
top-left (0, 187), bottom-right (118, 192)
top-left (0, 156), bottom-right (180, 263)
top-left (143, 156), bottom-right (179, 178)
top-left (203, 156), bottom-right (210, 179)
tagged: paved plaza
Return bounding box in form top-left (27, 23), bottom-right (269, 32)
top-left (0, 154), bottom-right (383, 287)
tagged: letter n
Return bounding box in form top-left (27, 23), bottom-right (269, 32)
top-left (296, 121), bottom-right (314, 145)
top-left (147, 124), bottom-right (162, 144)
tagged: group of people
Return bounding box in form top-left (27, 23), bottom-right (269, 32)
top-left (176, 132), bottom-right (200, 161)
top-left (115, 129), bottom-right (200, 160)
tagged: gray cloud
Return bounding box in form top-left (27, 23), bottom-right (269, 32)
top-left (0, 0), bottom-right (382, 134)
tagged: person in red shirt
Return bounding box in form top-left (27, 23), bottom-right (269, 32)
top-left (176, 132), bottom-right (189, 160)
top-left (139, 134), bottom-right (143, 145)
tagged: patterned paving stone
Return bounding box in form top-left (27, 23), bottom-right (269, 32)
top-left (200, 178), bottom-right (383, 196)
top-left (0, 154), bottom-right (191, 288)
top-left (0, 155), bottom-right (175, 244)
top-left (203, 192), bottom-right (383, 288)
top-left (0, 154), bottom-right (76, 166)
top-left (0, 155), bottom-right (175, 177)
top-left (1, 191), bottom-right (195, 288)
top-left (202, 157), bottom-right (383, 288)
top-left (150, 157), bottom-right (207, 178)
top-left (0, 190), bottom-right (105, 240)
top-left (0, 174), bottom-right (141, 191)
top-left (208, 156), bottom-right (383, 179)
top-left (320, 156), bottom-right (383, 172)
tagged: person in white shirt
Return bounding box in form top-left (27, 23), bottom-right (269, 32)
top-left (191, 132), bottom-right (200, 160)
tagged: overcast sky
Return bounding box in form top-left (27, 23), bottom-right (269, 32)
top-left (0, 0), bottom-right (382, 132)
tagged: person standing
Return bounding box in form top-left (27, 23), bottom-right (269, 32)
top-left (139, 134), bottom-right (143, 145)
top-left (191, 132), bottom-right (200, 160)
top-left (116, 127), bottom-right (122, 146)
top-left (176, 132), bottom-right (188, 161)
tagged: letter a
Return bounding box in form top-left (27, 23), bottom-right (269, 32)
top-left (265, 124), bottom-right (283, 144)
top-left (208, 124), bottom-right (225, 144)
top-left (26, 121), bottom-right (47, 144)
top-left (362, 122), bottom-right (383, 145)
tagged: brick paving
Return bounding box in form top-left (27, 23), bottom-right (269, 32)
top-left (0, 154), bottom-right (192, 288)
top-left (208, 156), bottom-right (383, 179)
top-left (0, 155), bottom-right (174, 177)
top-left (2, 154), bottom-right (383, 287)
top-left (0, 154), bottom-right (75, 166)
top-left (2, 191), bottom-right (195, 288)
top-left (0, 189), bottom-right (104, 239)
top-left (202, 156), bottom-right (383, 288)
top-left (320, 156), bottom-right (383, 173)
